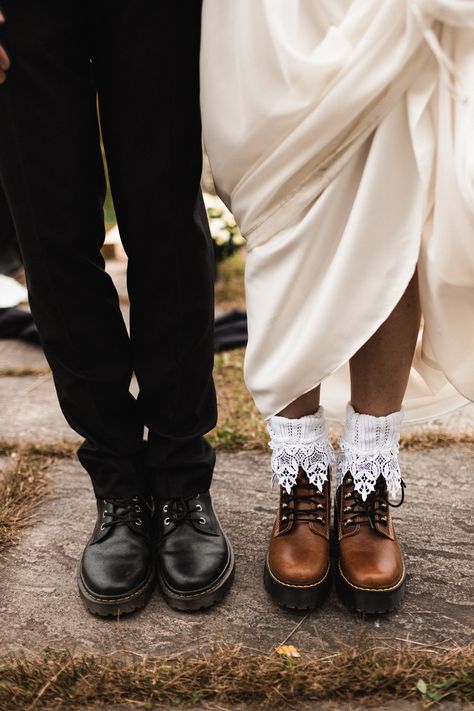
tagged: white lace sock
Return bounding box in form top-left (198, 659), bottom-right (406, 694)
top-left (267, 407), bottom-right (334, 494)
top-left (337, 403), bottom-right (404, 501)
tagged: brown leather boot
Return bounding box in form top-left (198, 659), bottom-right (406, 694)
top-left (334, 472), bottom-right (406, 613)
top-left (264, 469), bottom-right (331, 609)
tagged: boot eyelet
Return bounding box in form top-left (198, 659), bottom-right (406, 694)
top-left (196, 504), bottom-right (202, 512)
top-left (281, 516), bottom-right (288, 522)
top-left (316, 503), bottom-right (324, 510)
top-left (381, 516), bottom-right (387, 523)
top-left (346, 477), bottom-right (353, 485)
top-left (164, 517), bottom-right (170, 526)
top-left (132, 496), bottom-right (139, 502)
top-left (102, 511), bottom-right (108, 518)
top-left (317, 516), bottom-right (325, 524)
top-left (344, 492), bottom-right (352, 499)
top-left (163, 504), bottom-right (168, 513)
top-left (135, 505), bottom-right (141, 513)
top-left (135, 519), bottom-right (142, 526)
top-left (199, 517), bottom-right (206, 525)
top-left (343, 506), bottom-right (353, 513)
top-left (344, 519), bottom-right (354, 527)
top-left (195, 493), bottom-right (200, 499)
top-left (100, 523), bottom-right (106, 530)
top-left (282, 502), bottom-right (288, 508)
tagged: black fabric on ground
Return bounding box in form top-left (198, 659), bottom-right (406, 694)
top-left (0, 307), bottom-right (40, 344)
top-left (214, 310), bottom-right (248, 352)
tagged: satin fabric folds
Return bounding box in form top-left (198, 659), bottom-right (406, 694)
top-left (201, 0), bottom-right (474, 422)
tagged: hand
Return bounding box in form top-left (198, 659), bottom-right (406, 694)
top-left (0, 11), bottom-right (10, 84)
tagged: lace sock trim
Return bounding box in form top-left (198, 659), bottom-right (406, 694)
top-left (267, 407), bottom-right (334, 494)
top-left (336, 404), bottom-right (404, 501)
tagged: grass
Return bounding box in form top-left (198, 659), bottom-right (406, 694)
top-left (0, 367), bottom-right (50, 377)
top-left (399, 432), bottom-right (474, 450)
top-left (0, 441), bottom-right (76, 552)
top-left (215, 248), bottom-right (246, 311)
top-left (0, 642), bottom-right (472, 709)
top-left (210, 347), bottom-right (268, 450)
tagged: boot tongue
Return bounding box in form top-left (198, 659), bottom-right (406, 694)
top-left (291, 469), bottom-right (317, 522)
top-left (109, 499), bottom-right (132, 516)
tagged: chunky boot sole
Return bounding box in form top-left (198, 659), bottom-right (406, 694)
top-left (77, 563), bottom-right (156, 617)
top-left (158, 537), bottom-right (235, 612)
top-left (264, 558), bottom-right (332, 610)
top-left (335, 561), bottom-right (406, 614)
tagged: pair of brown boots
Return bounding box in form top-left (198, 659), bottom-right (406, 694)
top-left (264, 469), bottom-right (406, 613)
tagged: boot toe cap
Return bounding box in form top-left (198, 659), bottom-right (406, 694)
top-left (340, 551), bottom-right (404, 590)
top-left (81, 544), bottom-right (151, 598)
top-left (268, 540), bottom-right (330, 586)
top-left (160, 537), bottom-right (231, 594)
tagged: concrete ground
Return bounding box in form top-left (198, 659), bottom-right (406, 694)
top-left (0, 445), bottom-right (473, 658)
top-left (0, 261), bottom-right (472, 709)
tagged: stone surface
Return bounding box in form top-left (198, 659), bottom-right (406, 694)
top-left (0, 374), bottom-right (138, 444)
top-left (402, 402), bottom-right (474, 436)
top-left (0, 375), bottom-right (79, 443)
top-left (106, 257), bottom-right (129, 303)
top-left (0, 447), bottom-right (472, 658)
top-left (0, 339), bottom-right (49, 372)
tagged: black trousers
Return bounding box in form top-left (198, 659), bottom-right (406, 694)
top-left (0, 1), bottom-right (217, 499)
top-left (0, 179), bottom-right (20, 274)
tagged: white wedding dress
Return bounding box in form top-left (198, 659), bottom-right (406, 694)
top-left (201, 0), bottom-right (474, 422)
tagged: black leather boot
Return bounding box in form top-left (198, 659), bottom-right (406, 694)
top-left (78, 495), bottom-right (156, 616)
top-left (156, 490), bottom-right (234, 611)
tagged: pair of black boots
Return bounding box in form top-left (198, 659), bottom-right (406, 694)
top-left (78, 491), bottom-right (234, 616)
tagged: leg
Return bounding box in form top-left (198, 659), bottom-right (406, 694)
top-left (0, 0), bottom-right (142, 496)
top-left (92, 1), bottom-right (217, 501)
top-left (349, 270), bottom-right (421, 416)
top-left (335, 272), bottom-right (421, 614)
top-left (0, 1), bottom-right (158, 618)
top-left (277, 385), bottom-right (320, 418)
top-left (0, 1), bottom-right (144, 498)
top-left (90, 1), bottom-right (232, 611)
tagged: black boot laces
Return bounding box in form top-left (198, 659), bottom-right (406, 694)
top-left (282, 486), bottom-right (327, 527)
top-left (163, 494), bottom-right (206, 528)
top-left (101, 496), bottom-right (144, 531)
top-left (342, 477), bottom-right (405, 530)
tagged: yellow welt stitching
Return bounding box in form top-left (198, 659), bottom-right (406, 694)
top-left (81, 576), bottom-right (152, 604)
top-left (266, 559), bottom-right (331, 590)
top-left (160, 560), bottom-right (233, 599)
top-left (337, 560), bottom-right (406, 593)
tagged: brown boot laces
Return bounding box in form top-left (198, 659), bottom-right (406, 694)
top-left (342, 476), bottom-right (405, 530)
